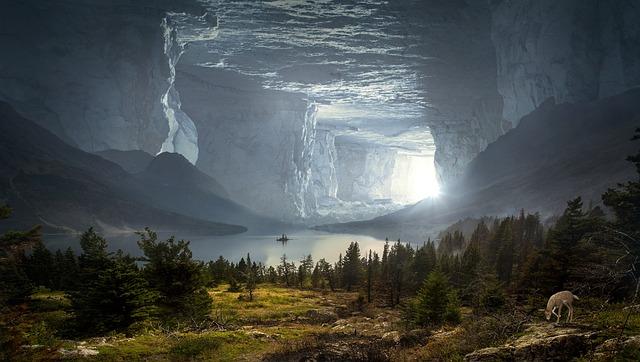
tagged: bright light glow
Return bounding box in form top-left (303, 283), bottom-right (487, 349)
top-left (407, 155), bottom-right (440, 201)
top-left (391, 154), bottom-right (440, 203)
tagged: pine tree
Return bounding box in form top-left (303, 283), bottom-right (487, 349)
top-left (71, 231), bottom-right (157, 334)
top-left (343, 242), bottom-right (362, 291)
top-left (137, 228), bottom-right (211, 321)
top-left (298, 255), bottom-right (313, 289)
top-left (25, 241), bottom-right (54, 289)
top-left (75, 253), bottom-right (158, 334)
top-left (244, 254), bottom-right (257, 301)
top-left (280, 254), bottom-right (291, 287)
top-left (366, 250), bottom-right (373, 302)
top-left (496, 238), bottom-right (514, 284)
top-left (413, 240), bottom-right (436, 286)
top-left (409, 270), bottom-right (459, 326)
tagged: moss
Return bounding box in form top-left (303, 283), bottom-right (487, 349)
top-left (169, 334), bottom-right (222, 358)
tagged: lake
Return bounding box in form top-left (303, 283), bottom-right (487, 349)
top-left (44, 229), bottom-right (396, 265)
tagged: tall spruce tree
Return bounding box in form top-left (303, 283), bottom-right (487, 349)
top-left (137, 228), bottom-right (211, 321)
top-left (409, 270), bottom-right (459, 326)
top-left (343, 242), bottom-right (362, 291)
top-left (72, 231), bottom-right (157, 334)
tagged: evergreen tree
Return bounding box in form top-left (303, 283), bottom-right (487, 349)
top-left (72, 251), bottom-right (158, 334)
top-left (343, 242), bottom-right (362, 291)
top-left (473, 270), bottom-right (506, 313)
top-left (413, 240), bottom-right (437, 286)
top-left (366, 250), bottom-right (373, 302)
top-left (137, 228), bottom-right (211, 321)
top-left (0, 206), bottom-right (40, 304)
top-left (244, 254), bottom-right (257, 301)
top-left (25, 241), bottom-right (54, 288)
top-left (458, 243), bottom-right (481, 300)
top-left (409, 270), bottom-right (459, 326)
top-left (496, 238), bottom-right (514, 284)
top-left (298, 255), bottom-right (313, 289)
top-left (280, 254), bottom-right (292, 287)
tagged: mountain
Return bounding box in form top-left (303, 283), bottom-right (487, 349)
top-left (317, 89), bottom-right (640, 241)
top-left (0, 101), bottom-right (246, 235)
top-left (131, 152), bottom-right (287, 233)
top-left (94, 150), bottom-right (155, 174)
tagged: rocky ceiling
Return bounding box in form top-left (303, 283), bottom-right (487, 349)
top-left (1, 0), bottom-right (638, 223)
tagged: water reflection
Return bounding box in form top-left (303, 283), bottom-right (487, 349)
top-left (44, 229), bottom-right (388, 265)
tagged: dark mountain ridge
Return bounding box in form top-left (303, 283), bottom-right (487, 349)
top-left (0, 101), bottom-right (246, 235)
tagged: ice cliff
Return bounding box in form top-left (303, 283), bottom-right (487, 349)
top-left (174, 66), bottom-right (318, 222)
top-left (0, 0), bottom-right (210, 159)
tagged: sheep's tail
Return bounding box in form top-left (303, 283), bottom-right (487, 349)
top-left (573, 294), bottom-right (580, 300)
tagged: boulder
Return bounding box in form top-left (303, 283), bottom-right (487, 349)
top-left (464, 323), bottom-right (599, 362)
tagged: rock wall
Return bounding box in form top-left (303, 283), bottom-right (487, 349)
top-left (309, 129), bottom-right (339, 208)
top-left (335, 139), bottom-right (398, 203)
top-left (175, 65), bottom-right (318, 222)
top-left (491, 0), bottom-right (640, 126)
top-left (0, 0), bottom-right (205, 155)
top-left (391, 0), bottom-right (508, 183)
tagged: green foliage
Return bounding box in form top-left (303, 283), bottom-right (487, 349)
top-left (408, 270), bottom-right (460, 327)
top-left (0, 204), bottom-right (11, 220)
top-left (71, 231), bottom-right (158, 335)
top-left (0, 208), bottom-right (42, 305)
top-left (137, 228), bottom-right (212, 321)
top-left (170, 334), bottom-right (222, 358)
top-left (342, 242), bottom-right (362, 291)
top-left (0, 258), bottom-right (32, 305)
top-left (473, 271), bottom-right (506, 313)
top-left (444, 290), bottom-right (462, 324)
top-left (24, 240), bottom-right (54, 288)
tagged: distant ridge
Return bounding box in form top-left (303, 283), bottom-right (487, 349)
top-left (94, 149), bottom-right (154, 174)
top-left (0, 101), bottom-right (246, 235)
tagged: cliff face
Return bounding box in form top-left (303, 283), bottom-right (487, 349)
top-left (393, 0), bottom-right (640, 184)
top-left (392, 0), bottom-right (508, 184)
top-left (491, 0), bottom-right (640, 126)
top-left (0, 0), bottom-right (207, 155)
top-left (335, 141), bottom-right (398, 203)
top-left (175, 66), bottom-right (318, 222)
top-left (317, 90), bottom-right (640, 241)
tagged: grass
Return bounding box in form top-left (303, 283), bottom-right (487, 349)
top-left (14, 285), bottom-right (640, 361)
top-left (588, 305), bottom-right (640, 336)
top-left (209, 283), bottom-right (355, 323)
top-left (65, 285), bottom-right (348, 361)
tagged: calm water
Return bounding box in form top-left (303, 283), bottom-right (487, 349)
top-left (44, 229), bottom-right (391, 265)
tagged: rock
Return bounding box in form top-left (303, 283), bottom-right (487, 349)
top-left (176, 66), bottom-right (318, 222)
top-left (593, 335), bottom-right (640, 360)
top-left (0, 0), bottom-right (210, 157)
top-left (305, 309), bottom-right (339, 324)
top-left (58, 346), bottom-right (99, 357)
top-left (464, 323), bottom-right (600, 362)
top-left (400, 329), bottom-right (431, 346)
top-left (491, 0), bottom-right (640, 127)
top-left (246, 330), bottom-right (269, 339)
top-left (382, 331), bottom-right (401, 344)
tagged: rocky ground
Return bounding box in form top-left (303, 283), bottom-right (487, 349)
top-left (22, 286), bottom-right (640, 361)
